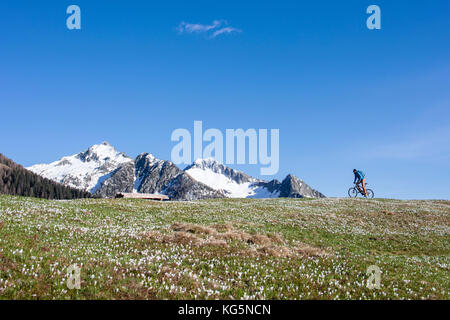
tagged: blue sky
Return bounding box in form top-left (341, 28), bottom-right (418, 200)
top-left (1, 0), bottom-right (449, 199)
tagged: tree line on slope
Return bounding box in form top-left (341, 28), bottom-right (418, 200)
top-left (0, 153), bottom-right (91, 200)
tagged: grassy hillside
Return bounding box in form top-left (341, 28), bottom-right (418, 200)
top-left (0, 194), bottom-right (448, 299)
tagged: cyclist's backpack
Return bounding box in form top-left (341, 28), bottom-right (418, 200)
top-left (358, 170), bottom-right (365, 179)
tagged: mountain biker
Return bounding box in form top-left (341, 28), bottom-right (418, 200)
top-left (353, 169), bottom-right (367, 197)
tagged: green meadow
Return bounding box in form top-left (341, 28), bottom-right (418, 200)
top-left (0, 195), bottom-right (448, 299)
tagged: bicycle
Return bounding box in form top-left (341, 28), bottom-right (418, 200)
top-left (348, 182), bottom-right (374, 198)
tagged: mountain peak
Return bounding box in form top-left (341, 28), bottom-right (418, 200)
top-left (135, 152), bottom-right (160, 179)
top-left (137, 152), bottom-right (157, 161)
top-left (27, 143), bottom-right (132, 192)
top-left (283, 174), bottom-right (300, 182)
top-left (88, 141), bottom-right (116, 152)
top-left (78, 142), bottom-right (128, 163)
top-left (187, 158), bottom-right (239, 176)
top-left (194, 157), bottom-right (219, 164)
top-left (191, 158), bottom-right (222, 170)
top-left (279, 174), bottom-right (325, 198)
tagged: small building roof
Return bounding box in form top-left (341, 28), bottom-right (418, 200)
top-left (115, 193), bottom-right (169, 200)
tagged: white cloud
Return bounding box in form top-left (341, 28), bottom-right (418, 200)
top-left (177, 20), bottom-right (222, 33)
top-left (177, 20), bottom-right (241, 38)
top-left (211, 27), bottom-right (242, 38)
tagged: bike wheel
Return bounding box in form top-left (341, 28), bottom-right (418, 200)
top-left (366, 189), bottom-right (374, 199)
top-left (348, 187), bottom-right (358, 198)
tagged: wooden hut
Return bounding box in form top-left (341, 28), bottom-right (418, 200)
top-left (115, 193), bottom-right (169, 201)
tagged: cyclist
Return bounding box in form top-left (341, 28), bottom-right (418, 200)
top-left (353, 169), bottom-right (367, 197)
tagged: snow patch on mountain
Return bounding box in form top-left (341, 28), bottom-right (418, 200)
top-left (248, 185), bottom-right (280, 199)
top-left (132, 174), bottom-right (144, 193)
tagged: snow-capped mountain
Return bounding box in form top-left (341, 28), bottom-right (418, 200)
top-left (92, 152), bottom-right (223, 200)
top-left (28, 143), bottom-right (325, 200)
top-left (27, 142), bottom-right (132, 193)
top-left (184, 158), bottom-right (324, 199)
top-left (185, 158), bottom-right (279, 198)
top-left (28, 143), bottom-right (222, 200)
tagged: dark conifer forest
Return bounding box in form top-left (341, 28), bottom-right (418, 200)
top-left (0, 153), bottom-right (91, 199)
